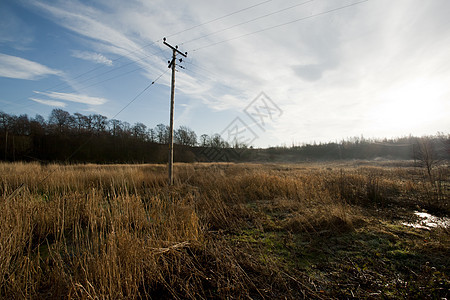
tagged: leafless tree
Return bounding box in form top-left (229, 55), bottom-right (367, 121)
top-left (132, 122), bottom-right (147, 140)
top-left (200, 134), bottom-right (210, 147)
top-left (175, 126), bottom-right (197, 146)
top-left (49, 109), bottom-right (73, 133)
top-left (413, 137), bottom-right (441, 182)
top-left (155, 124), bottom-right (169, 144)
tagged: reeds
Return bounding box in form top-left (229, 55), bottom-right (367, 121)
top-left (0, 161), bottom-right (447, 298)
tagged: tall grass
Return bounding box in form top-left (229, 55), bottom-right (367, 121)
top-left (0, 161), bottom-right (447, 298)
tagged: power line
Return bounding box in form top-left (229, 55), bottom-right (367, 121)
top-left (40, 48), bottom-right (167, 96)
top-left (7, 48), bottom-right (167, 113)
top-left (65, 0), bottom-right (277, 88)
top-left (2, 0), bottom-right (279, 112)
top-left (12, 66), bottom-right (144, 113)
top-left (74, 0), bottom-right (367, 108)
top-left (2, 42), bottom-right (160, 109)
top-left (183, 59), bottom-right (219, 78)
top-left (180, 0), bottom-right (313, 46)
top-left (63, 49), bottom-right (166, 89)
top-left (166, 0), bottom-right (275, 38)
top-left (61, 68), bottom-right (170, 162)
top-left (56, 0), bottom-right (276, 89)
top-left (60, 43), bottom-right (158, 85)
top-left (1, 49), bottom-right (164, 114)
top-left (70, 66), bottom-right (149, 93)
top-left (56, 0), bottom-right (278, 87)
top-left (14, 66), bottom-right (149, 112)
top-left (190, 0), bottom-right (370, 52)
top-left (112, 68), bottom-right (169, 119)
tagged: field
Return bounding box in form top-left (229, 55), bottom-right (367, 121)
top-left (1, 161), bottom-right (449, 299)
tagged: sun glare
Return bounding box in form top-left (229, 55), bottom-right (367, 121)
top-left (371, 79), bottom-right (444, 133)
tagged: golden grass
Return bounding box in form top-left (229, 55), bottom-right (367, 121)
top-left (0, 161), bottom-right (448, 298)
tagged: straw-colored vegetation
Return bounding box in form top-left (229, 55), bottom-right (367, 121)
top-left (1, 161), bottom-right (449, 298)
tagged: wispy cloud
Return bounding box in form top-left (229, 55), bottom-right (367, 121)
top-left (71, 50), bottom-right (113, 66)
top-left (30, 98), bottom-right (66, 107)
top-left (0, 53), bottom-right (61, 80)
top-left (33, 91), bottom-right (107, 105)
top-left (29, 0), bottom-right (164, 74)
top-left (18, 0), bottom-right (450, 145)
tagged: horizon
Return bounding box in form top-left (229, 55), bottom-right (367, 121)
top-left (2, 108), bottom-right (448, 152)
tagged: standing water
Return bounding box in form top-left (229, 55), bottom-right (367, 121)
top-left (402, 211), bottom-right (450, 230)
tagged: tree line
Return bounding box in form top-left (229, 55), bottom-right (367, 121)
top-left (262, 134), bottom-right (450, 162)
top-left (1, 109), bottom-right (449, 163)
top-left (0, 109), bottom-right (231, 163)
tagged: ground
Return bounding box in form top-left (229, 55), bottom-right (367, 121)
top-left (0, 161), bottom-right (448, 299)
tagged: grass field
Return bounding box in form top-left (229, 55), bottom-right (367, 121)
top-left (1, 161), bottom-right (449, 299)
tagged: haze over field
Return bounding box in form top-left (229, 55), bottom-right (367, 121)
top-left (1, 0), bottom-right (449, 147)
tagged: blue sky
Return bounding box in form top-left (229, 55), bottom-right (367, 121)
top-left (1, 0), bottom-right (449, 147)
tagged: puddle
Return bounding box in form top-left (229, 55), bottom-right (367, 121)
top-left (402, 211), bottom-right (450, 230)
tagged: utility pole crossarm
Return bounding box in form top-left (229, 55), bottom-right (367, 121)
top-left (163, 37), bottom-right (187, 57)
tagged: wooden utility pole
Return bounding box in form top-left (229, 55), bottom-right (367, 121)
top-left (163, 37), bottom-right (187, 185)
top-left (4, 131), bottom-right (7, 160)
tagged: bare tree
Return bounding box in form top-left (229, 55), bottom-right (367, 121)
top-left (210, 134), bottom-right (229, 148)
top-left (413, 137), bottom-right (441, 182)
top-left (0, 112), bottom-right (13, 159)
top-left (175, 126), bottom-right (197, 146)
top-left (13, 114), bottom-right (30, 135)
top-left (91, 114), bottom-right (108, 134)
top-left (132, 122), bottom-right (147, 140)
top-left (49, 109), bottom-right (73, 133)
top-left (74, 113), bottom-right (89, 133)
top-left (155, 124), bottom-right (169, 144)
top-left (109, 119), bottom-right (122, 137)
top-left (147, 128), bottom-right (156, 142)
top-left (30, 114), bottom-right (46, 135)
top-left (200, 134), bottom-right (210, 147)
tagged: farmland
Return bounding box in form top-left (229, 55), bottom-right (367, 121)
top-left (1, 161), bottom-right (449, 299)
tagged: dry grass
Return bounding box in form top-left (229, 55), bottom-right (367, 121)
top-left (0, 161), bottom-right (449, 298)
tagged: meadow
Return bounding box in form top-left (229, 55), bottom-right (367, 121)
top-left (0, 161), bottom-right (448, 299)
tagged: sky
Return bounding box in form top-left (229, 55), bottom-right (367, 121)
top-left (1, 0), bottom-right (449, 148)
